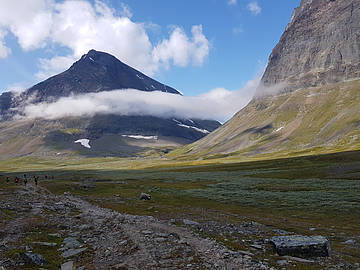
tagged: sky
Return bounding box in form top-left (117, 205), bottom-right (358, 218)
top-left (0, 0), bottom-right (300, 122)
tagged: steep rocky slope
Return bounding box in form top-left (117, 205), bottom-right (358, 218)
top-left (261, 0), bottom-right (360, 92)
top-left (172, 0), bottom-right (360, 160)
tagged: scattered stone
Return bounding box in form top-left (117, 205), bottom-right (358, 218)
top-left (24, 252), bottom-right (46, 265)
top-left (141, 230), bottom-right (153, 235)
top-left (109, 263), bottom-right (128, 270)
top-left (250, 244), bottom-right (263, 250)
top-left (79, 224), bottom-right (91, 231)
top-left (139, 193), bottom-right (151, 200)
top-left (273, 229), bottom-right (289, 235)
top-left (283, 256), bottom-right (315, 263)
top-left (183, 219), bottom-right (200, 226)
top-left (309, 228), bottom-right (316, 231)
top-left (61, 261), bottom-right (74, 270)
top-left (61, 247), bottom-right (87, 258)
top-left (277, 260), bottom-right (289, 266)
top-left (32, 241), bottom-right (57, 247)
top-left (63, 237), bottom-right (82, 249)
top-left (343, 239), bottom-right (356, 245)
top-left (270, 235), bottom-right (331, 257)
top-left (237, 250), bottom-right (254, 256)
top-left (169, 219), bottom-right (176, 224)
top-left (154, 237), bottom-right (166, 242)
top-left (48, 233), bottom-right (61, 238)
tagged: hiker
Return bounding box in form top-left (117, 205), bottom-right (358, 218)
top-left (15, 177), bottom-right (19, 183)
top-left (24, 177), bottom-right (28, 186)
top-left (45, 175), bottom-right (48, 179)
top-left (35, 177), bottom-right (38, 186)
top-left (6, 177), bottom-right (9, 183)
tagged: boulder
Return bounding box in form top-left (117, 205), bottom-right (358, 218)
top-left (61, 247), bottom-right (87, 258)
top-left (183, 219), bottom-right (200, 226)
top-left (24, 252), bottom-right (46, 265)
top-left (61, 261), bottom-right (73, 270)
top-left (139, 193), bottom-right (151, 200)
top-left (270, 235), bottom-right (331, 257)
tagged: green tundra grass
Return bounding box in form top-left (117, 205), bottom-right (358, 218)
top-left (0, 150), bottom-right (359, 269)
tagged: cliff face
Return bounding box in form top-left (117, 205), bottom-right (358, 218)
top-left (261, 0), bottom-right (360, 92)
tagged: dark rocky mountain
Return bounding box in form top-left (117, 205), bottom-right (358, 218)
top-left (0, 50), bottom-right (221, 158)
top-left (27, 49), bottom-right (180, 99)
top-left (261, 0), bottom-right (360, 92)
top-left (172, 0), bottom-right (360, 160)
top-left (0, 50), bottom-right (180, 117)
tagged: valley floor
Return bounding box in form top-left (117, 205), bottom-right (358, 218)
top-left (0, 150), bottom-right (359, 269)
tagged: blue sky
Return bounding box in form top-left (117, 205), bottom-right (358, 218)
top-left (0, 0), bottom-right (300, 96)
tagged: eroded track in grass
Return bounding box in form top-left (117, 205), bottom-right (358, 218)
top-left (0, 184), bottom-right (270, 270)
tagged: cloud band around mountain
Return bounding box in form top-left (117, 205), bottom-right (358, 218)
top-left (18, 77), bottom-right (260, 123)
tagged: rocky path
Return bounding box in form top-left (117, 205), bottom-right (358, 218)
top-left (0, 184), bottom-right (272, 269)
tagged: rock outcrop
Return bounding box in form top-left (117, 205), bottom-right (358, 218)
top-left (261, 0), bottom-right (360, 92)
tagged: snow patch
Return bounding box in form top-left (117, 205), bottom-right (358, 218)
top-left (74, 139), bottom-right (91, 148)
top-left (275, 126), bottom-right (284, 132)
top-left (173, 119), bottom-right (209, 134)
top-left (136, 74), bottom-right (144, 80)
top-left (177, 124), bottom-right (210, 134)
top-left (187, 119), bottom-right (194, 124)
top-left (89, 57), bottom-right (94, 62)
top-left (122, 135), bottom-right (158, 140)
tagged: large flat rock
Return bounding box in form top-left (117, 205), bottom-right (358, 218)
top-left (270, 235), bottom-right (331, 257)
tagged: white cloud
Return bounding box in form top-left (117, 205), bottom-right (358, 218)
top-left (120, 3), bottom-right (133, 18)
top-left (7, 83), bottom-right (27, 96)
top-left (247, 1), bottom-right (261, 15)
top-left (36, 55), bottom-right (77, 80)
top-left (0, 0), bottom-right (210, 78)
top-left (0, 29), bottom-right (11, 58)
top-left (228, 0), bottom-right (237, 6)
top-left (152, 25), bottom-right (210, 68)
top-left (19, 76), bottom-right (260, 123)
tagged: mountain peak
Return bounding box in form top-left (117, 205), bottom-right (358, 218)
top-left (25, 49), bottom-right (181, 102)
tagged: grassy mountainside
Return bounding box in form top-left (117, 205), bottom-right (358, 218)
top-left (170, 79), bottom-right (360, 160)
top-left (0, 115), bottom-right (219, 159)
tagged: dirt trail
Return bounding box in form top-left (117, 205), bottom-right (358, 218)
top-left (0, 184), bottom-right (271, 269)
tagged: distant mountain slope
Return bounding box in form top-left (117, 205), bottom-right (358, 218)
top-left (171, 0), bottom-right (360, 160)
top-left (0, 115), bottom-right (220, 159)
top-left (0, 50), bottom-right (221, 158)
top-left (170, 79), bottom-right (360, 159)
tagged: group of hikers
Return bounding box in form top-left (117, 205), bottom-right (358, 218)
top-left (4, 174), bottom-right (54, 186)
